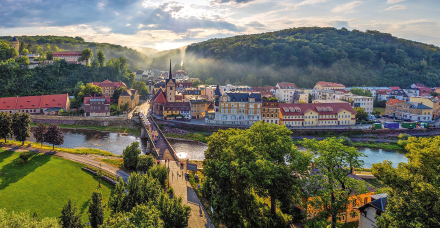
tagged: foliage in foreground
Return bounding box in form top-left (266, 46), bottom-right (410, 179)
top-left (0, 208), bottom-right (60, 228)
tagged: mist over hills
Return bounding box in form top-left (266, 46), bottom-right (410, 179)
top-left (149, 27), bottom-right (440, 88)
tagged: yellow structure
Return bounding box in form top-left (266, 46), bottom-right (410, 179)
top-left (118, 89), bottom-right (139, 110)
top-left (262, 101), bottom-right (280, 124)
top-left (91, 80), bottom-right (127, 97)
top-left (314, 81), bottom-right (346, 90)
top-left (409, 96), bottom-right (440, 119)
top-left (190, 98), bottom-right (209, 119)
top-left (163, 102), bottom-right (191, 119)
top-left (279, 103), bottom-right (356, 127)
top-left (11, 36), bottom-right (19, 51)
top-left (214, 92), bottom-right (263, 125)
top-left (394, 101), bottom-right (432, 121)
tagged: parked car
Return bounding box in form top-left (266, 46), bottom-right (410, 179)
top-left (403, 118), bottom-right (411, 122)
top-left (382, 115), bottom-right (389, 118)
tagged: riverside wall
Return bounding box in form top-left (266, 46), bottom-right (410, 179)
top-left (31, 115), bottom-right (139, 128)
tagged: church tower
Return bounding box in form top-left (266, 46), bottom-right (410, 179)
top-left (11, 36), bottom-right (19, 52)
top-left (165, 59), bottom-right (176, 102)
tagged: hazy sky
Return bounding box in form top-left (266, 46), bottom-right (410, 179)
top-left (1, 0), bottom-right (439, 50)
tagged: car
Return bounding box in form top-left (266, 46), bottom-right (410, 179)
top-left (403, 118), bottom-right (411, 122)
top-left (375, 115), bottom-right (382, 118)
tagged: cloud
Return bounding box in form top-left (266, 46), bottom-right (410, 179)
top-left (384, 5), bottom-right (407, 11)
top-left (246, 21), bottom-right (265, 28)
top-left (331, 1), bottom-right (363, 14)
top-left (295, 0), bottom-right (328, 8)
top-left (386, 0), bottom-right (405, 4)
top-left (211, 0), bottom-right (255, 4)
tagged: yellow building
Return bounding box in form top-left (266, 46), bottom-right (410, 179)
top-left (314, 81), bottom-right (346, 90)
top-left (214, 92), bottom-right (262, 125)
top-left (279, 103), bottom-right (356, 127)
top-left (409, 96), bottom-right (440, 119)
top-left (163, 102), bottom-right (191, 119)
top-left (118, 89), bottom-right (139, 110)
top-left (189, 98), bottom-right (210, 119)
top-left (262, 101), bottom-right (280, 124)
top-left (394, 101), bottom-right (432, 121)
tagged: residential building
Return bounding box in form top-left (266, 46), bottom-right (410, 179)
top-left (357, 193), bottom-right (388, 228)
top-left (293, 90), bottom-right (309, 103)
top-left (189, 98), bottom-right (209, 119)
top-left (417, 87), bottom-right (433, 96)
top-left (173, 70), bottom-right (189, 80)
top-left (118, 89), bottom-right (139, 110)
top-left (214, 92), bottom-right (262, 125)
top-left (198, 85), bottom-right (218, 101)
top-left (389, 90), bottom-right (409, 101)
top-left (403, 88), bottom-right (420, 98)
top-left (411, 83), bottom-right (426, 88)
top-left (262, 101), bottom-right (280, 124)
top-left (53, 51), bottom-right (87, 65)
top-left (84, 95), bottom-right (110, 117)
top-left (220, 84), bottom-right (252, 93)
top-left (163, 102), bottom-right (191, 119)
top-left (313, 90), bottom-right (348, 101)
top-left (313, 81), bottom-right (345, 90)
top-left (0, 94), bottom-right (70, 115)
top-left (340, 95), bottom-right (374, 113)
top-left (279, 103), bottom-right (356, 127)
top-left (152, 89), bottom-right (167, 116)
top-left (385, 99), bottom-right (403, 116)
top-left (410, 96), bottom-right (440, 119)
top-left (91, 80), bottom-right (127, 98)
top-left (275, 82), bottom-right (297, 102)
top-left (176, 82), bottom-right (193, 91)
top-left (153, 81), bottom-right (166, 94)
top-left (394, 101), bottom-right (432, 121)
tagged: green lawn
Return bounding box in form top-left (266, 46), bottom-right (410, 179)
top-left (0, 149), bottom-right (114, 223)
top-left (373, 107), bottom-right (385, 115)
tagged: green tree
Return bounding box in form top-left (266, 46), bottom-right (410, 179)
top-left (0, 209), bottom-right (60, 228)
top-left (205, 77), bottom-right (219, 85)
top-left (102, 204), bottom-right (164, 228)
top-left (11, 112), bottom-right (31, 145)
top-left (79, 48), bottom-right (93, 66)
top-left (355, 107), bottom-right (369, 122)
top-left (301, 138), bottom-right (368, 228)
top-left (33, 123), bottom-right (47, 148)
top-left (122, 142), bottom-right (141, 170)
top-left (108, 178), bottom-right (126, 214)
top-left (46, 50), bottom-right (53, 60)
top-left (132, 81), bottom-right (148, 97)
top-left (372, 136), bottom-right (440, 228)
top-left (16, 56), bottom-right (30, 66)
top-left (136, 154), bottom-right (155, 173)
top-left (44, 124), bottom-right (64, 150)
top-left (97, 50), bottom-right (105, 67)
top-left (148, 165), bottom-right (168, 188)
top-left (157, 193), bottom-right (191, 228)
top-left (112, 87), bottom-right (127, 103)
top-left (59, 199), bottom-right (82, 228)
top-left (350, 88), bottom-right (372, 97)
top-left (88, 190), bottom-right (104, 228)
top-left (0, 112), bottom-right (12, 143)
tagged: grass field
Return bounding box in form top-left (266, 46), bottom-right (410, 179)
top-left (373, 107), bottom-right (386, 115)
top-left (0, 149), bottom-right (114, 223)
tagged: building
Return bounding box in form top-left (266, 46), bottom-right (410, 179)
top-left (410, 97), bottom-right (440, 119)
top-left (84, 95), bottom-right (110, 117)
top-left (189, 98), bottom-right (210, 119)
top-left (91, 80), bottom-right (127, 98)
top-left (394, 101), bottom-right (432, 121)
top-left (165, 61), bottom-right (176, 102)
top-left (275, 82), bottom-right (297, 102)
top-left (152, 89), bottom-right (167, 116)
top-left (214, 92), bottom-right (262, 125)
top-left (173, 70), bottom-right (189, 80)
top-left (279, 103), bottom-right (356, 127)
top-left (293, 90), bottom-right (309, 103)
top-left (262, 101), bottom-right (280, 124)
top-left (163, 102), bottom-right (191, 119)
top-left (0, 94), bottom-right (70, 115)
top-left (53, 51), bottom-right (87, 65)
top-left (313, 90), bottom-right (348, 101)
top-left (176, 82), bottom-right (193, 91)
top-left (357, 193), bottom-right (388, 228)
top-left (385, 99), bottom-right (403, 116)
top-left (118, 89), bottom-right (139, 110)
top-left (340, 95), bottom-right (374, 113)
top-left (313, 81), bottom-right (345, 90)
top-left (11, 36), bottom-right (19, 51)
top-left (411, 83), bottom-right (425, 88)
top-left (220, 84), bottom-right (252, 93)
top-left (198, 85), bottom-right (218, 101)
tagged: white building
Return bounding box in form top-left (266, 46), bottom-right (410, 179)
top-left (275, 82), bottom-right (297, 102)
top-left (214, 92), bottom-right (262, 126)
top-left (340, 95), bottom-right (374, 113)
top-left (357, 193), bottom-right (388, 228)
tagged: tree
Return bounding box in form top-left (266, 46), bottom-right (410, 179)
top-left (132, 81), bottom-right (148, 97)
top-left (157, 193), bottom-right (191, 228)
top-left (430, 91), bottom-right (439, 97)
top-left (205, 77), bottom-right (219, 85)
top-left (301, 138), bottom-right (368, 228)
top-left (97, 50), bottom-right (105, 67)
top-left (46, 50), bottom-right (53, 60)
top-left (148, 165), bottom-right (168, 188)
top-left (0, 209), bottom-right (60, 228)
top-left (88, 190), bottom-right (104, 228)
top-left (102, 204), bottom-right (163, 228)
top-left (11, 112), bottom-right (31, 145)
top-left (355, 107), bottom-right (369, 122)
top-left (350, 88), bottom-right (372, 97)
top-left (59, 199), bottom-right (82, 228)
top-left (136, 154), bottom-right (155, 173)
top-left (33, 123), bottom-right (47, 148)
top-left (0, 112), bottom-right (12, 143)
top-left (112, 87), bottom-right (127, 103)
top-left (372, 136), bottom-right (440, 228)
top-left (82, 83), bottom-right (103, 96)
top-left (108, 178), bottom-right (126, 214)
top-left (44, 124), bottom-right (64, 150)
top-left (79, 48), bottom-right (93, 66)
top-left (122, 142), bottom-right (141, 170)
top-left (16, 56), bottom-right (30, 66)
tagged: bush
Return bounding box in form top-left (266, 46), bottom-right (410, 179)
top-left (136, 155), bottom-right (155, 172)
top-left (397, 139), bottom-right (408, 148)
top-left (338, 136), bottom-right (352, 146)
top-left (167, 187), bottom-right (174, 195)
top-left (398, 133), bottom-right (410, 140)
top-left (19, 152), bottom-right (34, 163)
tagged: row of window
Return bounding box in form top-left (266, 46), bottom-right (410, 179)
top-left (90, 106), bottom-right (108, 110)
top-left (262, 113), bottom-right (278, 118)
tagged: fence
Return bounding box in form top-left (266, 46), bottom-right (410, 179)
top-left (150, 116), bottom-right (179, 161)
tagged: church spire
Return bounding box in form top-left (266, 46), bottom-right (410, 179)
top-left (169, 59), bottom-right (172, 79)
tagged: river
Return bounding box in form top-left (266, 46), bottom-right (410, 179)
top-left (19, 128), bottom-right (407, 168)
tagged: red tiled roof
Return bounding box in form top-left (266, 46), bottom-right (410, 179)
top-left (154, 92), bottom-right (167, 104)
top-left (84, 95), bottom-right (110, 105)
top-left (41, 94), bottom-right (69, 108)
top-left (386, 99), bottom-right (404, 105)
top-left (389, 86), bottom-right (401, 91)
top-left (315, 81), bottom-right (345, 88)
top-left (277, 83), bottom-right (297, 89)
top-left (91, 80), bottom-right (127, 89)
top-left (164, 102), bottom-right (190, 111)
top-left (280, 103), bottom-right (355, 116)
top-left (15, 96), bottom-right (42, 109)
top-left (177, 82), bottom-right (193, 87)
top-left (53, 51), bottom-right (81, 57)
top-left (0, 97), bottom-right (18, 110)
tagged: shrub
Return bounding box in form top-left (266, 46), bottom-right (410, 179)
top-left (397, 139), bottom-right (408, 148)
top-left (398, 133), bottom-right (410, 140)
top-left (167, 187), bottom-right (174, 195)
top-left (338, 136), bottom-right (352, 146)
top-left (19, 152), bottom-right (34, 163)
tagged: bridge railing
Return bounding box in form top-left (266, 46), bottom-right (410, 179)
top-left (149, 115), bottom-right (180, 161)
top-left (139, 113), bottom-right (159, 158)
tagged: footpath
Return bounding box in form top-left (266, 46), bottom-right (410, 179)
top-left (1, 145), bottom-right (130, 182)
top-left (165, 160), bottom-right (214, 228)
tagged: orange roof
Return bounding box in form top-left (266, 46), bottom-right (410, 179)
top-left (154, 92), bottom-right (167, 104)
top-left (386, 99), bottom-right (404, 105)
top-left (0, 97), bottom-right (18, 110)
top-left (315, 81), bottom-right (345, 88)
top-left (280, 103), bottom-right (355, 116)
top-left (277, 83), bottom-right (297, 89)
top-left (15, 96), bottom-right (42, 109)
top-left (41, 94), bottom-right (69, 108)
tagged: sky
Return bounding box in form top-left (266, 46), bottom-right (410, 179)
top-left (1, 0), bottom-right (439, 51)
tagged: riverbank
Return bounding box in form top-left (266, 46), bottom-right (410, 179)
top-left (30, 122), bottom-right (141, 136)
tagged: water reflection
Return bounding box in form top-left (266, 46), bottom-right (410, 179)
top-left (168, 138), bottom-right (207, 161)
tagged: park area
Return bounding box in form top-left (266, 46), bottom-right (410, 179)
top-left (0, 148), bottom-right (113, 222)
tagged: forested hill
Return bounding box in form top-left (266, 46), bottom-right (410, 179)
top-left (0, 36), bottom-right (148, 69)
top-left (151, 27), bottom-right (440, 88)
